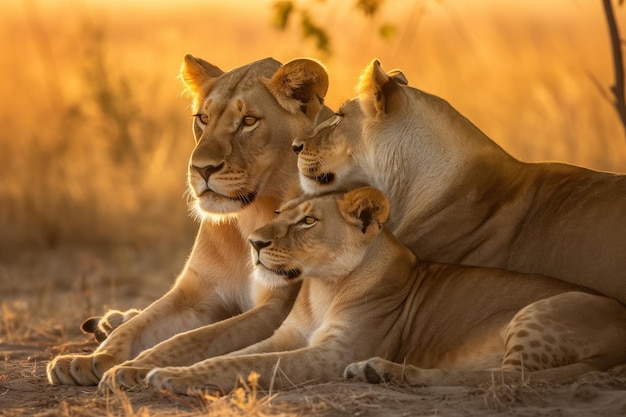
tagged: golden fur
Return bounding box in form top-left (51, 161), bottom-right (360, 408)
top-left (293, 59), bottom-right (626, 303)
top-left (98, 188), bottom-right (626, 394)
top-left (46, 55), bottom-right (331, 386)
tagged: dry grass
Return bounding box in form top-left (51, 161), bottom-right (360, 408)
top-left (1, 0), bottom-right (626, 416)
top-left (1, 0), bottom-right (624, 251)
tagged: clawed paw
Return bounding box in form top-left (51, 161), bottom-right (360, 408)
top-left (146, 367), bottom-right (220, 396)
top-left (99, 364), bottom-right (151, 393)
top-left (46, 352), bottom-right (117, 386)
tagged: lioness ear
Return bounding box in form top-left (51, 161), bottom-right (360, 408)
top-left (357, 59), bottom-right (403, 119)
top-left (387, 69), bottom-right (408, 86)
top-left (265, 58), bottom-right (329, 121)
top-left (338, 187), bottom-right (390, 237)
top-left (180, 54), bottom-right (224, 97)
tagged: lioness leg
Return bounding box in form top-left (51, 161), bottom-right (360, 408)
top-left (344, 357), bottom-right (602, 386)
top-left (98, 284), bottom-right (301, 390)
top-left (143, 341), bottom-right (353, 395)
top-left (47, 284), bottom-right (225, 385)
top-left (346, 292), bottom-right (626, 387)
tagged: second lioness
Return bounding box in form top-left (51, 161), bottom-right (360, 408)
top-left (101, 187), bottom-right (626, 394)
top-left (293, 59), bottom-right (626, 303)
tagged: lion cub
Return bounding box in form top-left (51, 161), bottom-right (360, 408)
top-left (102, 187), bottom-right (626, 394)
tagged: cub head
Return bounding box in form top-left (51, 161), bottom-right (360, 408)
top-left (181, 55), bottom-right (329, 221)
top-left (249, 187), bottom-right (390, 287)
top-left (292, 59), bottom-right (407, 195)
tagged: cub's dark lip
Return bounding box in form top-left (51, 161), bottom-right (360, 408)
top-left (303, 173), bottom-right (335, 185)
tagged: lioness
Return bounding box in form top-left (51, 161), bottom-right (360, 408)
top-left (293, 59), bottom-right (626, 303)
top-left (47, 55), bottom-right (331, 386)
top-left (99, 187), bottom-right (626, 394)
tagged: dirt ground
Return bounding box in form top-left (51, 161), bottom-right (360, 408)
top-left (2, 246), bottom-right (626, 417)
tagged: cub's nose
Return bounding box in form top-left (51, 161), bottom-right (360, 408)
top-left (250, 239), bottom-right (271, 254)
top-left (292, 144), bottom-right (303, 155)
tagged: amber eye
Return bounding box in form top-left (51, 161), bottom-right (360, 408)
top-left (243, 116), bottom-right (258, 126)
top-left (301, 216), bottom-right (317, 227)
top-left (193, 113), bottom-right (209, 125)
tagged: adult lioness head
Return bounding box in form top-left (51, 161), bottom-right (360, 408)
top-left (181, 55), bottom-right (329, 221)
top-left (249, 187), bottom-right (390, 288)
top-left (292, 66), bottom-right (408, 196)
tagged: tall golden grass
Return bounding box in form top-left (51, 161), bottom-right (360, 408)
top-left (1, 0), bottom-right (624, 250)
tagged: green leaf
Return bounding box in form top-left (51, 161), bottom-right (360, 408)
top-left (301, 12), bottom-right (331, 53)
top-left (272, 1), bottom-right (294, 30)
top-left (379, 23), bottom-right (395, 40)
top-left (355, 0), bottom-right (384, 17)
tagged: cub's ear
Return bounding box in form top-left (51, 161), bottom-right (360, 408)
top-left (357, 59), bottom-right (403, 119)
top-left (180, 54), bottom-right (224, 99)
top-left (265, 58), bottom-right (329, 121)
top-left (337, 187), bottom-right (390, 237)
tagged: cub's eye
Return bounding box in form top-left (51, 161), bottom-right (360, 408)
top-left (299, 216), bottom-right (317, 228)
top-left (273, 210), bottom-right (281, 216)
top-left (242, 116), bottom-right (258, 127)
top-left (193, 113), bottom-right (209, 125)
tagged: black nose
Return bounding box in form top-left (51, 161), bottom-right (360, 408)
top-left (250, 239), bottom-right (271, 254)
top-left (192, 162), bottom-right (224, 182)
top-left (292, 144), bottom-right (303, 155)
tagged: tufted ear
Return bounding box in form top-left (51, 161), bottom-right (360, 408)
top-left (357, 59), bottom-right (404, 119)
top-left (264, 58), bottom-right (329, 121)
top-left (337, 187), bottom-right (390, 237)
top-left (180, 54), bottom-right (224, 101)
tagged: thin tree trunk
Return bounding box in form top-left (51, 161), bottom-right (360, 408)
top-left (602, 0), bottom-right (626, 138)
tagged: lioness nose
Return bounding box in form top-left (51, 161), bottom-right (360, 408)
top-left (193, 162), bottom-right (224, 182)
top-left (250, 239), bottom-right (271, 254)
top-left (292, 144), bottom-right (303, 155)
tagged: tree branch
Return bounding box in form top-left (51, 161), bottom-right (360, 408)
top-left (602, 0), bottom-right (626, 139)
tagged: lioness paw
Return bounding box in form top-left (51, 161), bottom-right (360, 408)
top-left (47, 352), bottom-right (116, 386)
top-left (99, 364), bottom-right (151, 393)
top-left (81, 308), bottom-right (141, 343)
top-left (344, 357), bottom-right (402, 384)
top-left (146, 367), bottom-right (219, 396)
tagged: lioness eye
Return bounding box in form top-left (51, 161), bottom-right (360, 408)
top-left (242, 116), bottom-right (258, 126)
top-left (193, 113), bottom-right (209, 125)
top-left (300, 216), bottom-right (317, 227)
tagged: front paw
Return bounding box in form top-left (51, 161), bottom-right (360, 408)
top-left (146, 367), bottom-right (220, 396)
top-left (99, 363), bottom-right (151, 393)
top-left (47, 352), bottom-right (116, 386)
top-left (81, 309), bottom-right (141, 343)
top-left (344, 357), bottom-right (397, 384)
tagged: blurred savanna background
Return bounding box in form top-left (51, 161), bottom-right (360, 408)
top-left (0, 0), bottom-right (625, 413)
